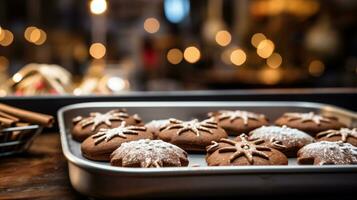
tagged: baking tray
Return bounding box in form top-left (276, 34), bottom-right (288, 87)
top-left (58, 101), bottom-right (357, 198)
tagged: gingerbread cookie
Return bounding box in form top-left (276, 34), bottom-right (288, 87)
top-left (81, 122), bottom-right (153, 161)
top-left (275, 112), bottom-right (346, 136)
top-left (249, 125), bottom-right (314, 157)
top-left (145, 119), bottom-right (170, 138)
top-left (157, 118), bottom-right (228, 152)
top-left (208, 110), bottom-right (268, 136)
top-left (297, 141), bottom-right (357, 165)
top-left (110, 139), bottom-right (189, 168)
top-left (316, 128), bottom-right (357, 146)
top-left (72, 109), bottom-right (142, 142)
top-left (206, 134), bottom-right (288, 166)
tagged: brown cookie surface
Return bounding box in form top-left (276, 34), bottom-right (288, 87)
top-left (110, 139), bottom-right (189, 168)
top-left (249, 125), bottom-right (314, 157)
top-left (208, 110), bottom-right (268, 136)
top-left (81, 122), bottom-right (153, 161)
top-left (145, 119), bottom-right (170, 138)
top-left (316, 128), bottom-right (357, 146)
top-left (297, 141), bottom-right (357, 165)
top-left (206, 134), bottom-right (288, 166)
top-left (157, 118), bottom-right (228, 152)
top-left (71, 109), bottom-right (143, 142)
top-left (275, 112), bottom-right (346, 136)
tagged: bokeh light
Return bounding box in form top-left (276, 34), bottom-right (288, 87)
top-left (164, 0), bottom-right (190, 24)
top-left (0, 29), bottom-right (14, 46)
top-left (107, 77), bottom-right (127, 91)
top-left (90, 0), bottom-right (107, 15)
top-left (25, 27), bottom-right (47, 45)
top-left (167, 48), bottom-right (183, 64)
top-left (267, 53), bottom-right (282, 69)
top-left (251, 33), bottom-right (266, 48)
top-left (309, 60), bottom-right (325, 77)
top-left (29, 29), bottom-right (41, 43)
top-left (89, 43), bottom-right (106, 59)
top-left (24, 26), bottom-right (37, 41)
top-left (257, 39), bottom-right (275, 58)
top-left (184, 46), bottom-right (201, 63)
top-left (215, 30), bottom-right (232, 47)
top-left (73, 88), bottom-right (82, 96)
top-left (259, 68), bottom-right (281, 85)
top-left (12, 73), bottom-right (23, 83)
top-left (144, 17), bottom-right (160, 34)
top-left (34, 29), bottom-right (47, 45)
top-left (230, 49), bottom-right (247, 66)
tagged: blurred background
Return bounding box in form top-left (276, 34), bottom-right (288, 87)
top-left (0, 0), bottom-right (356, 96)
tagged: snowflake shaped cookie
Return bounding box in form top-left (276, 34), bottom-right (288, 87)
top-left (162, 118), bottom-right (218, 136)
top-left (298, 141), bottom-right (357, 165)
top-left (92, 122), bottom-right (146, 145)
top-left (317, 128), bottom-right (357, 142)
top-left (206, 134), bottom-right (271, 164)
top-left (210, 110), bottom-right (265, 125)
top-left (111, 139), bottom-right (188, 168)
top-left (283, 112), bottom-right (331, 125)
top-left (73, 109), bottom-right (129, 131)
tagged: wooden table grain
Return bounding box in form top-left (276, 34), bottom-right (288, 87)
top-left (0, 133), bottom-right (83, 200)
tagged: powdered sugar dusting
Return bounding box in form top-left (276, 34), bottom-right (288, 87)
top-left (250, 125), bottom-right (314, 148)
top-left (111, 139), bottom-right (188, 168)
top-left (299, 141), bottom-right (357, 165)
top-left (145, 119), bottom-right (170, 132)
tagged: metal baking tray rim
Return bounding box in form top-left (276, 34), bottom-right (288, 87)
top-left (58, 101), bottom-right (357, 176)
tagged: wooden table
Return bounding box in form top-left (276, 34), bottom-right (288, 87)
top-left (0, 133), bottom-right (83, 200)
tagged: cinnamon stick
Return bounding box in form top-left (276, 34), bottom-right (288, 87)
top-left (0, 103), bottom-right (54, 127)
top-left (0, 116), bottom-right (16, 127)
top-left (0, 111), bottom-right (19, 122)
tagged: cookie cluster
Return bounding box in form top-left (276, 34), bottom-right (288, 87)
top-left (72, 109), bottom-right (356, 168)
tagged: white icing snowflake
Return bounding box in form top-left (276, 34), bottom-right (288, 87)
top-left (212, 110), bottom-right (264, 125)
top-left (284, 112), bottom-right (330, 125)
top-left (92, 122), bottom-right (146, 145)
top-left (207, 134), bottom-right (271, 164)
top-left (75, 109), bottom-right (129, 131)
top-left (162, 119), bottom-right (218, 136)
top-left (317, 128), bottom-right (357, 142)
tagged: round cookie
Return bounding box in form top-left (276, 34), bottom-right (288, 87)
top-left (206, 134), bottom-right (288, 166)
top-left (249, 125), bottom-right (314, 157)
top-left (297, 141), bottom-right (357, 165)
top-left (81, 122), bottom-right (153, 161)
top-left (71, 109), bottom-right (143, 142)
top-left (157, 118), bottom-right (228, 152)
top-left (316, 128), bottom-right (357, 146)
top-left (275, 112), bottom-right (346, 136)
top-left (110, 139), bottom-right (189, 168)
top-left (145, 119), bottom-right (170, 139)
top-left (208, 110), bottom-right (268, 136)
